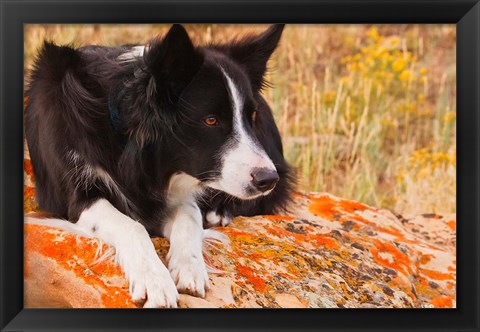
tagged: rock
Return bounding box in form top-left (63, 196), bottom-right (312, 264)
top-left (275, 293), bottom-right (307, 308)
top-left (24, 224), bottom-right (136, 308)
top-left (23, 157), bottom-right (456, 308)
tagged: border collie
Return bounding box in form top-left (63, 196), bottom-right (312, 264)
top-left (25, 24), bottom-right (295, 308)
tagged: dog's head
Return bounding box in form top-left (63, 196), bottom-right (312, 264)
top-left (125, 24), bottom-right (284, 200)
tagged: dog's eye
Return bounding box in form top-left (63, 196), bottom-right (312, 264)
top-left (204, 115), bottom-right (219, 126)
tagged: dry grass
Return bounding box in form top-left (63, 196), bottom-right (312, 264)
top-left (24, 24), bottom-right (456, 215)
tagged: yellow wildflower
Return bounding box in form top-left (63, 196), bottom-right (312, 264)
top-left (443, 111), bottom-right (456, 124)
top-left (365, 56), bottom-right (375, 66)
top-left (418, 168), bottom-right (428, 178)
top-left (399, 70), bottom-right (411, 81)
top-left (420, 108), bottom-right (434, 117)
top-left (389, 36), bottom-right (400, 48)
top-left (396, 172), bottom-right (405, 184)
top-left (340, 76), bottom-right (350, 84)
top-left (375, 46), bottom-right (387, 57)
top-left (341, 55), bottom-right (352, 64)
top-left (367, 27), bottom-right (380, 41)
top-left (406, 103), bottom-right (416, 113)
top-left (358, 62), bottom-right (367, 73)
top-left (345, 36), bottom-right (355, 46)
top-left (348, 63), bottom-right (358, 72)
top-left (324, 90), bottom-right (336, 104)
top-left (392, 59), bottom-right (406, 72)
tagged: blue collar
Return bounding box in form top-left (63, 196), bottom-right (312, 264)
top-left (108, 90), bottom-right (123, 132)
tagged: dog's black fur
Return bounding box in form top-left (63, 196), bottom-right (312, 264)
top-left (26, 25), bottom-right (295, 236)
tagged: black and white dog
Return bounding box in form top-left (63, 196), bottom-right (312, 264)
top-left (25, 24), bottom-right (294, 307)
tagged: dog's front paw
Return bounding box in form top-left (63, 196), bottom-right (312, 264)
top-left (167, 251), bottom-right (210, 298)
top-left (205, 210), bottom-right (232, 228)
top-left (128, 257), bottom-right (179, 308)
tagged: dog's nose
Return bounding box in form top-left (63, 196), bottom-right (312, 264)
top-left (251, 168), bottom-right (279, 192)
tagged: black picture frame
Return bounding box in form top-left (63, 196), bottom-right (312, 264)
top-left (1, 0), bottom-right (479, 331)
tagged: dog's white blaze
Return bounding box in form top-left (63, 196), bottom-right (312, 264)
top-left (117, 45), bottom-right (146, 62)
top-left (210, 69), bottom-right (276, 199)
top-left (165, 172), bottom-right (203, 208)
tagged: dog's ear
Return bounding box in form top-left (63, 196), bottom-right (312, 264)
top-left (229, 24), bottom-right (284, 90)
top-left (145, 24), bottom-right (203, 101)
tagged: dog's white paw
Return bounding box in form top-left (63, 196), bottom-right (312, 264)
top-left (205, 210), bottom-right (232, 227)
top-left (167, 251), bottom-right (210, 298)
top-left (127, 257), bottom-right (179, 308)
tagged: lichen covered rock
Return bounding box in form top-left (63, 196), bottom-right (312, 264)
top-left (24, 150), bottom-right (455, 308)
top-left (24, 188), bottom-right (456, 308)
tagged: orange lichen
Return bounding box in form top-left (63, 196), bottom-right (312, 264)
top-left (310, 234), bottom-right (339, 250)
top-left (263, 224), bottom-right (339, 250)
top-left (24, 186), bottom-right (35, 199)
top-left (338, 199), bottom-right (371, 214)
top-left (308, 195), bottom-right (338, 219)
top-left (24, 159), bottom-right (35, 180)
top-left (376, 226), bottom-right (402, 237)
top-left (264, 224), bottom-right (291, 238)
top-left (419, 253), bottom-right (434, 265)
top-left (415, 283), bottom-right (440, 299)
top-left (339, 282), bottom-right (352, 297)
top-left (352, 224), bottom-right (361, 231)
top-left (417, 275), bottom-right (429, 286)
top-left (25, 223), bottom-right (137, 308)
top-left (370, 239), bottom-right (411, 275)
top-left (235, 263), bottom-right (267, 292)
top-left (348, 214), bottom-right (376, 226)
top-left (261, 249), bottom-right (281, 259)
top-left (285, 262), bottom-right (301, 276)
top-left (277, 272), bottom-right (295, 280)
top-left (447, 220), bottom-right (456, 230)
top-left (430, 295), bottom-right (455, 308)
top-left (246, 252), bottom-right (264, 260)
top-left (419, 268), bottom-right (455, 281)
top-left (373, 226), bottom-right (419, 247)
top-left (101, 290), bottom-right (136, 308)
top-left (375, 225), bottom-right (421, 244)
top-left (307, 194), bottom-right (377, 229)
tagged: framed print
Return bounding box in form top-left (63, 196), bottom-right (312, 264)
top-left (1, 0), bottom-right (479, 331)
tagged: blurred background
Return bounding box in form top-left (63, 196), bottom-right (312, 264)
top-left (24, 24), bottom-right (456, 216)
